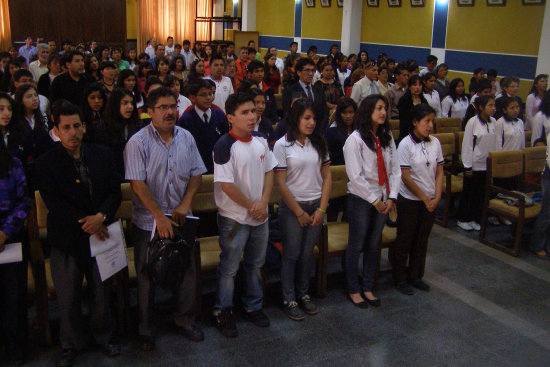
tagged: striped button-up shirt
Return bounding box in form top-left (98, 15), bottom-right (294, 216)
top-left (124, 123), bottom-right (206, 231)
top-left (0, 158), bottom-right (29, 241)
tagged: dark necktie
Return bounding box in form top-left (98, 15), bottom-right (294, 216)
top-left (203, 113), bottom-right (209, 124)
top-left (306, 85), bottom-right (313, 101)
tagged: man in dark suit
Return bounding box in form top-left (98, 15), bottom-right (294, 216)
top-left (178, 79), bottom-right (229, 174)
top-left (282, 58), bottom-right (329, 134)
top-left (36, 100), bottom-right (121, 367)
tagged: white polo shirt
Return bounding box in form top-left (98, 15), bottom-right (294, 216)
top-left (205, 75), bottom-right (234, 113)
top-left (213, 131), bottom-right (277, 226)
top-left (177, 94), bottom-right (192, 118)
top-left (495, 117), bottom-right (525, 151)
top-left (423, 90), bottom-right (442, 118)
top-left (273, 135), bottom-right (330, 202)
top-left (441, 95), bottom-right (469, 119)
top-left (398, 134), bottom-right (444, 201)
top-left (531, 111), bottom-right (550, 146)
top-left (462, 115), bottom-right (497, 171)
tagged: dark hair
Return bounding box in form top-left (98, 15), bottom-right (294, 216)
top-left (145, 77), bottom-right (163, 94)
top-left (308, 45), bottom-right (318, 54)
top-left (65, 50), bottom-right (85, 65)
top-left (137, 61), bottom-right (153, 78)
top-left (13, 69), bottom-right (33, 82)
top-left (99, 61), bottom-right (116, 71)
top-left (287, 99), bottom-right (328, 161)
top-left (476, 78), bottom-right (492, 94)
top-left (408, 74), bottom-right (421, 88)
top-left (412, 103), bottom-right (436, 123)
top-left (473, 67), bottom-right (485, 75)
top-left (487, 69), bottom-right (498, 78)
top-left (187, 59), bottom-right (204, 83)
top-left (170, 55), bottom-right (186, 72)
top-left (354, 94), bottom-right (392, 151)
top-left (529, 74), bottom-right (548, 95)
top-left (236, 79), bottom-right (258, 93)
top-left (225, 93), bottom-right (254, 115)
top-left (138, 52), bottom-right (150, 61)
top-left (248, 60), bottom-right (264, 74)
top-left (247, 87), bottom-right (265, 100)
top-left (247, 40), bottom-right (255, 46)
top-left (81, 82), bottom-right (106, 124)
top-left (52, 99), bottom-right (82, 127)
top-left (426, 55), bottom-right (438, 63)
top-left (334, 98), bottom-right (357, 133)
top-left (295, 57), bottom-right (315, 72)
top-left (0, 60), bottom-right (19, 93)
top-left (187, 79), bottom-right (212, 96)
top-left (500, 96), bottom-right (520, 120)
top-left (183, 40), bottom-right (191, 46)
top-left (0, 92), bottom-right (20, 169)
top-left (155, 57), bottom-right (170, 74)
top-left (210, 53), bottom-right (225, 65)
top-left (448, 78), bottom-right (468, 103)
top-left (394, 63), bottom-right (408, 76)
top-left (500, 76), bottom-right (520, 89)
top-left (0, 136), bottom-right (11, 178)
top-left (104, 87), bottom-right (139, 136)
top-left (174, 44), bottom-right (182, 50)
top-left (14, 84), bottom-right (47, 135)
top-left (117, 69), bottom-right (143, 104)
top-left (263, 52), bottom-right (277, 78)
top-left (290, 41), bottom-right (298, 48)
top-left (247, 47), bottom-right (256, 55)
top-left (146, 86), bottom-right (177, 109)
top-left (475, 95), bottom-right (495, 117)
top-left (540, 90), bottom-right (550, 118)
top-left (421, 72), bottom-right (436, 83)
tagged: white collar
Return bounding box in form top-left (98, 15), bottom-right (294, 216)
top-left (195, 106), bottom-right (211, 122)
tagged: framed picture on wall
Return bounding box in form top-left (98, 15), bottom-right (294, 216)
top-left (367, 0), bottom-right (379, 6)
top-left (388, 0), bottom-right (401, 7)
top-left (337, 0), bottom-right (344, 7)
top-left (457, 0), bottom-right (474, 5)
top-left (305, 0), bottom-right (315, 7)
top-left (410, 0), bottom-right (424, 6)
top-left (522, 0), bottom-right (545, 4)
top-left (320, 0), bottom-right (331, 7)
top-left (487, 0), bottom-right (505, 5)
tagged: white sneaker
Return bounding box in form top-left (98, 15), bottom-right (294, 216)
top-left (488, 216), bottom-right (500, 226)
top-left (500, 217), bottom-right (512, 226)
top-left (470, 221), bottom-right (481, 231)
top-left (457, 221), bottom-right (473, 231)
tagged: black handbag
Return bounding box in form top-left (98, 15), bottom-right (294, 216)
top-left (145, 225), bottom-right (195, 289)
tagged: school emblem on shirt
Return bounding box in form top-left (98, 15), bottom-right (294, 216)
top-left (260, 154), bottom-right (265, 162)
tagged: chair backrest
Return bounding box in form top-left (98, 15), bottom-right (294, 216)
top-left (114, 182), bottom-right (133, 220)
top-left (330, 165), bottom-right (349, 199)
top-left (35, 191), bottom-right (48, 229)
top-left (435, 117), bottom-right (462, 134)
top-left (455, 131), bottom-right (464, 155)
top-left (488, 150), bottom-right (523, 179)
top-left (523, 146), bottom-right (547, 175)
top-left (432, 133), bottom-right (455, 159)
top-left (389, 119), bottom-right (399, 140)
top-left (525, 130), bottom-right (532, 148)
top-left (191, 174), bottom-right (217, 214)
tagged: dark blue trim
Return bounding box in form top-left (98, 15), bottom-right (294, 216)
top-left (233, 2), bottom-right (238, 17)
top-left (259, 35), bottom-right (295, 51)
top-left (445, 50), bottom-right (537, 80)
top-left (360, 43), bottom-right (431, 66)
top-left (301, 38), bottom-right (341, 55)
top-left (294, 0), bottom-right (302, 38)
top-left (432, 0), bottom-right (448, 49)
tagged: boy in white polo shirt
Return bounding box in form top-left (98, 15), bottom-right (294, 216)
top-left (212, 93), bottom-right (277, 338)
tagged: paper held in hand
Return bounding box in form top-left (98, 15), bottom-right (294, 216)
top-left (89, 219), bottom-right (128, 281)
top-left (0, 242), bottom-right (23, 264)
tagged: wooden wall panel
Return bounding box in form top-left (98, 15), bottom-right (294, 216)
top-left (8, 0), bottom-right (126, 47)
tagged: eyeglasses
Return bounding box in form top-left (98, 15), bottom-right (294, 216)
top-left (153, 104), bottom-right (178, 111)
top-left (197, 92), bottom-right (214, 98)
top-left (302, 68), bottom-right (315, 74)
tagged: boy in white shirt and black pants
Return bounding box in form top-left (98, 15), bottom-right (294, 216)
top-left (212, 93), bottom-right (277, 337)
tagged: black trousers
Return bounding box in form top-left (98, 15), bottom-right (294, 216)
top-left (50, 248), bottom-right (113, 350)
top-left (391, 195), bottom-right (436, 284)
top-left (459, 171), bottom-right (487, 222)
top-left (0, 257), bottom-right (28, 361)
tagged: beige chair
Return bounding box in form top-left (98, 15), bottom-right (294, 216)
top-left (480, 150), bottom-right (541, 256)
top-left (389, 119), bottom-right (400, 141)
top-left (523, 146), bottom-right (547, 190)
top-left (525, 130), bottom-right (533, 148)
top-left (435, 117), bottom-right (462, 134)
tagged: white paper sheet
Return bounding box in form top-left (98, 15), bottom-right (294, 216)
top-left (89, 220), bottom-right (128, 281)
top-left (0, 242), bottom-right (23, 264)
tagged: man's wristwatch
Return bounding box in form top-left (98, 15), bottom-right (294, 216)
top-left (99, 212), bottom-right (107, 222)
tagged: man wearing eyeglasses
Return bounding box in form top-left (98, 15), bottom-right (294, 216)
top-left (124, 87), bottom-right (207, 351)
top-left (178, 79), bottom-right (230, 174)
top-left (282, 58), bottom-right (329, 133)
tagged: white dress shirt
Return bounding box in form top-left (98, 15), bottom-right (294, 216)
top-left (462, 115), bottom-right (497, 171)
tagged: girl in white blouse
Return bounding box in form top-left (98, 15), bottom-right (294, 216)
top-left (421, 72), bottom-right (442, 118)
top-left (525, 74), bottom-right (548, 131)
top-left (458, 95), bottom-right (496, 232)
top-left (343, 94), bottom-right (401, 308)
top-left (441, 78), bottom-right (469, 119)
top-left (531, 91), bottom-right (550, 146)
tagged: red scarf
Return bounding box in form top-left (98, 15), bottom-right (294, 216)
top-left (375, 136), bottom-right (390, 195)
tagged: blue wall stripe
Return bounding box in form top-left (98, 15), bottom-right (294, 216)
top-left (360, 43), bottom-right (431, 66)
top-left (294, 0), bottom-right (302, 38)
top-left (432, 1), bottom-right (448, 49)
top-left (446, 50), bottom-right (537, 80)
top-left (233, 2), bottom-right (238, 17)
top-left (300, 38), bottom-right (341, 55)
top-left (259, 35), bottom-right (295, 51)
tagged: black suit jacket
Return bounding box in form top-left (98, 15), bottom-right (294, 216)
top-left (36, 143), bottom-right (121, 263)
top-left (282, 81), bottom-right (329, 134)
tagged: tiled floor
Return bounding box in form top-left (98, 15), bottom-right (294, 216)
top-left (14, 222), bottom-right (550, 367)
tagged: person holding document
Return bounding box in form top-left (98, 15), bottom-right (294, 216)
top-left (35, 100), bottom-right (122, 367)
top-left (0, 138), bottom-right (29, 365)
top-left (124, 87), bottom-right (207, 351)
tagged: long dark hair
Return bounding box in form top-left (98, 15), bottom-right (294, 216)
top-left (286, 99), bottom-right (328, 162)
top-left (448, 78), bottom-right (468, 103)
top-left (539, 90), bottom-right (550, 118)
top-left (103, 87), bottom-right (139, 139)
top-left (354, 94), bottom-right (392, 151)
top-left (170, 55), bottom-right (186, 72)
top-left (117, 69), bottom-right (143, 104)
top-left (14, 84), bottom-right (47, 135)
top-left (186, 59), bottom-right (204, 83)
top-left (263, 52), bottom-right (277, 79)
top-left (334, 98), bottom-right (357, 134)
top-left (0, 92), bottom-right (22, 173)
top-left (0, 136), bottom-right (12, 178)
top-left (529, 74), bottom-right (548, 96)
top-left (0, 60), bottom-right (20, 93)
top-left (81, 82), bottom-right (106, 124)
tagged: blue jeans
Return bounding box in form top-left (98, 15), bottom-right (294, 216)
top-left (279, 200), bottom-right (322, 303)
top-left (531, 175), bottom-right (550, 252)
top-left (215, 215), bottom-right (268, 311)
top-left (345, 194), bottom-right (387, 293)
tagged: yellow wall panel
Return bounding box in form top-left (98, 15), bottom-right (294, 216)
top-left (361, 0), bottom-right (434, 48)
top-left (302, 2), bottom-right (342, 40)
top-left (256, 0), bottom-right (294, 37)
top-left (446, 2), bottom-right (544, 55)
top-left (126, 0), bottom-right (138, 40)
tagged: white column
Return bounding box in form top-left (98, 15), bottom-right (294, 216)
top-left (536, 3), bottom-right (550, 76)
top-left (213, 0), bottom-right (224, 41)
top-left (341, 0), bottom-right (362, 56)
top-left (242, 0), bottom-right (256, 32)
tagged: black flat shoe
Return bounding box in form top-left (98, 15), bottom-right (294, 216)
top-left (362, 294), bottom-right (381, 307)
top-left (177, 325), bottom-right (205, 342)
top-left (347, 294), bottom-right (368, 309)
top-left (410, 279), bottom-right (430, 292)
top-left (397, 282), bottom-right (415, 296)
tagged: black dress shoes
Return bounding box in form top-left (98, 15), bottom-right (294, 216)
top-left (410, 279), bottom-right (430, 292)
top-left (178, 325), bottom-right (205, 342)
top-left (347, 294), bottom-right (368, 309)
top-left (362, 294), bottom-right (381, 307)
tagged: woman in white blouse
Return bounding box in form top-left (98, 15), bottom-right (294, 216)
top-left (531, 91), bottom-right (550, 146)
top-left (343, 94), bottom-right (401, 308)
top-left (525, 74), bottom-right (548, 131)
top-left (441, 78), bottom-right (469, 119)
top-left (421, 72), bottom-right (442, 118)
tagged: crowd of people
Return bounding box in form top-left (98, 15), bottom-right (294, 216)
top-left (0, 35), bottom-right (549, 367)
